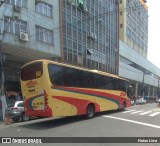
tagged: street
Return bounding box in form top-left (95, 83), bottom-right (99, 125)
top-left (0, 103), bottom-right (160, 146)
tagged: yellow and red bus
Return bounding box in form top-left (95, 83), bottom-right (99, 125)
top-left (20, 60), bottom-right (131, 119)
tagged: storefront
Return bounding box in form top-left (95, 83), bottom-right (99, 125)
top-left (0, 61), bottom-right (21, 120)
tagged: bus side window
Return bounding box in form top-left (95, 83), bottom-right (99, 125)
top-left (82, 72), bottom-right (95, 88)
top-left (48, 64), bottom-right (65, 86)
top-left (112, 79), bottom-right (126, 92)
top-left (94, 74), bottom-right (106, 89)
top-left (104, 77), bottom-right (113, 90)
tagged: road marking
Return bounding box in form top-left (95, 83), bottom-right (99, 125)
top-left (123, 110), bottom-right (136, 113)
top-left (149, 112), bottom-right (160, 117)
top-left (131, 110), bottom-right (144, 114)
top-left (103, 115), bottom-right (160, 129)
top-left (139, 111), bottom-right (152, 115)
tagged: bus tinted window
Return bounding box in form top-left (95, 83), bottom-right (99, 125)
top-left (94, 74), bottom-right (113, 89)
top-left (48, 64), bottom-right (65, 86)
top-left (48, 64), bottom-right (126, 91)
top-left (21, 62), bottom-right (43, 81)
top-left (112, 79), bottom-right (126, 92)
top-left (48, 64), bottom-right (95, 88)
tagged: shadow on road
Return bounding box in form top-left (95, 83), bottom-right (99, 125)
top-left (18, 116), bottom-right (88, 130)
top-left (18, 109), bottom-right (124, 130)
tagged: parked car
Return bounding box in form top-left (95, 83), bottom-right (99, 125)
top-left (131, 100), bottom-right (135, 106)
top-left (155, 98), bottom-right (160, 103)
top-left (6, 100), bottom-right (29, 122)
top-left (136, 97), bottom-right (146, 104)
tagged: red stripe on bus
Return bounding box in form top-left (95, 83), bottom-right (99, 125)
top-left (52, 96), bottom-right (100, 115)
top-left (63, 87), bottom-right (123, 100)
top-left (53, 86), bottom-right (128, 108)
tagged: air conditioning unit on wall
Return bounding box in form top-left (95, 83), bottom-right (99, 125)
top-left (19, 31), bottom-right (29, 42)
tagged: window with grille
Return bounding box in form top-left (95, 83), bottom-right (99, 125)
top-left (35, 1), bottom-right (52, 18)
top-left (5, 0), bottom-right (26, 7)
top-left (36, 25), bottom-right (54, 45)
top-left (4, 17), bottom-right (27, 34)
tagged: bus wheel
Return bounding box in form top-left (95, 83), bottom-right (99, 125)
top-left (86, 104), bottom-right (95, 119)
top-left (121, 102), bottom-right (126, 111)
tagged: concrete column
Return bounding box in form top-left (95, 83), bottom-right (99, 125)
top-left (148, 86), bottom-right (150, 96)
top-left (135, 82), bottom-right (138, 97)
top-left (152, 87), bottom-right (155, 96)
top-left (0, 95), bottom-right (7, 121)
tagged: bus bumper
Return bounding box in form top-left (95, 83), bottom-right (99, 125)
top-left (26, 108), bottom-right (52, 117)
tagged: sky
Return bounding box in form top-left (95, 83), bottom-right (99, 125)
top-left (147, 0), bottom-right (160, 69)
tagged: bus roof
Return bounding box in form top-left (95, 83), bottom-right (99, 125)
top-left (21, 59), bottom-right (128, 81)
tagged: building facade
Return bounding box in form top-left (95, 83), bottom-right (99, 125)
top-left (0, 0), bottom-right (60, 83)
top-left (0, 0), bottom-right (120, 120)
top-left (0, 0), bottom-right (160, 120)
top-left (119, 0), bottom-right (148, 58)
top-left (0, 0), bottom-right (61, 120)
top-left (119, 0), bottom-right (160, 97)
top-left (60, 0), bottom-right (119, 74)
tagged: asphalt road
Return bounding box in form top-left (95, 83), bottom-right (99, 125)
top-left (0, 103), bottom-right (160, 146)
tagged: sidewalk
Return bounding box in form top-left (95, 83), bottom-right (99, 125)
top-left (0, 118), bottom-right (14, 129)
top-left (0, 120), bottom-right (7, 129)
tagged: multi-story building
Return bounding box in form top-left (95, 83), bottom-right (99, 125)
top-left (60, 0), bottom-right (119, 74)
top-left (119, 0), bottom-right (160, 97)
top-left (119, 0), bottom-right (148, 58)
top-left (0, 0), bottom-right (160, 120)
top-left (0, 0), bottom-right (121, 83)
top-left (0, 0), bottom-right (60, 82)
top-left (0, 0), bottom-right (120, 120)
top-left (0, 0), bottom-right (60, 120)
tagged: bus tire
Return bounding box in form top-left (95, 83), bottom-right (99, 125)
top-left (86, 104), bottom-right (95, 119)
top-left (121, 102), bottom-right (126, 111)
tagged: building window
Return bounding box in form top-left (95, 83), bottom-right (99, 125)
top-left (36, 25), bottom-right (53, 45)
top-left (35, 1), bottom-right (52, 17)
top-left (4, 17), bottom-right (27, 34)
top-left (6, 0), bottom-right (27, 7)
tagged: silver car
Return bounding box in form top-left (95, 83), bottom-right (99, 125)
top-left (155, 98), bottom-right (160, 103)
top-left (6, 100), bottom-right (29, 122)
top-left (136, 98), bottom-right (146, 105)
top-left (131, 100), bottom-right (135, 106)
